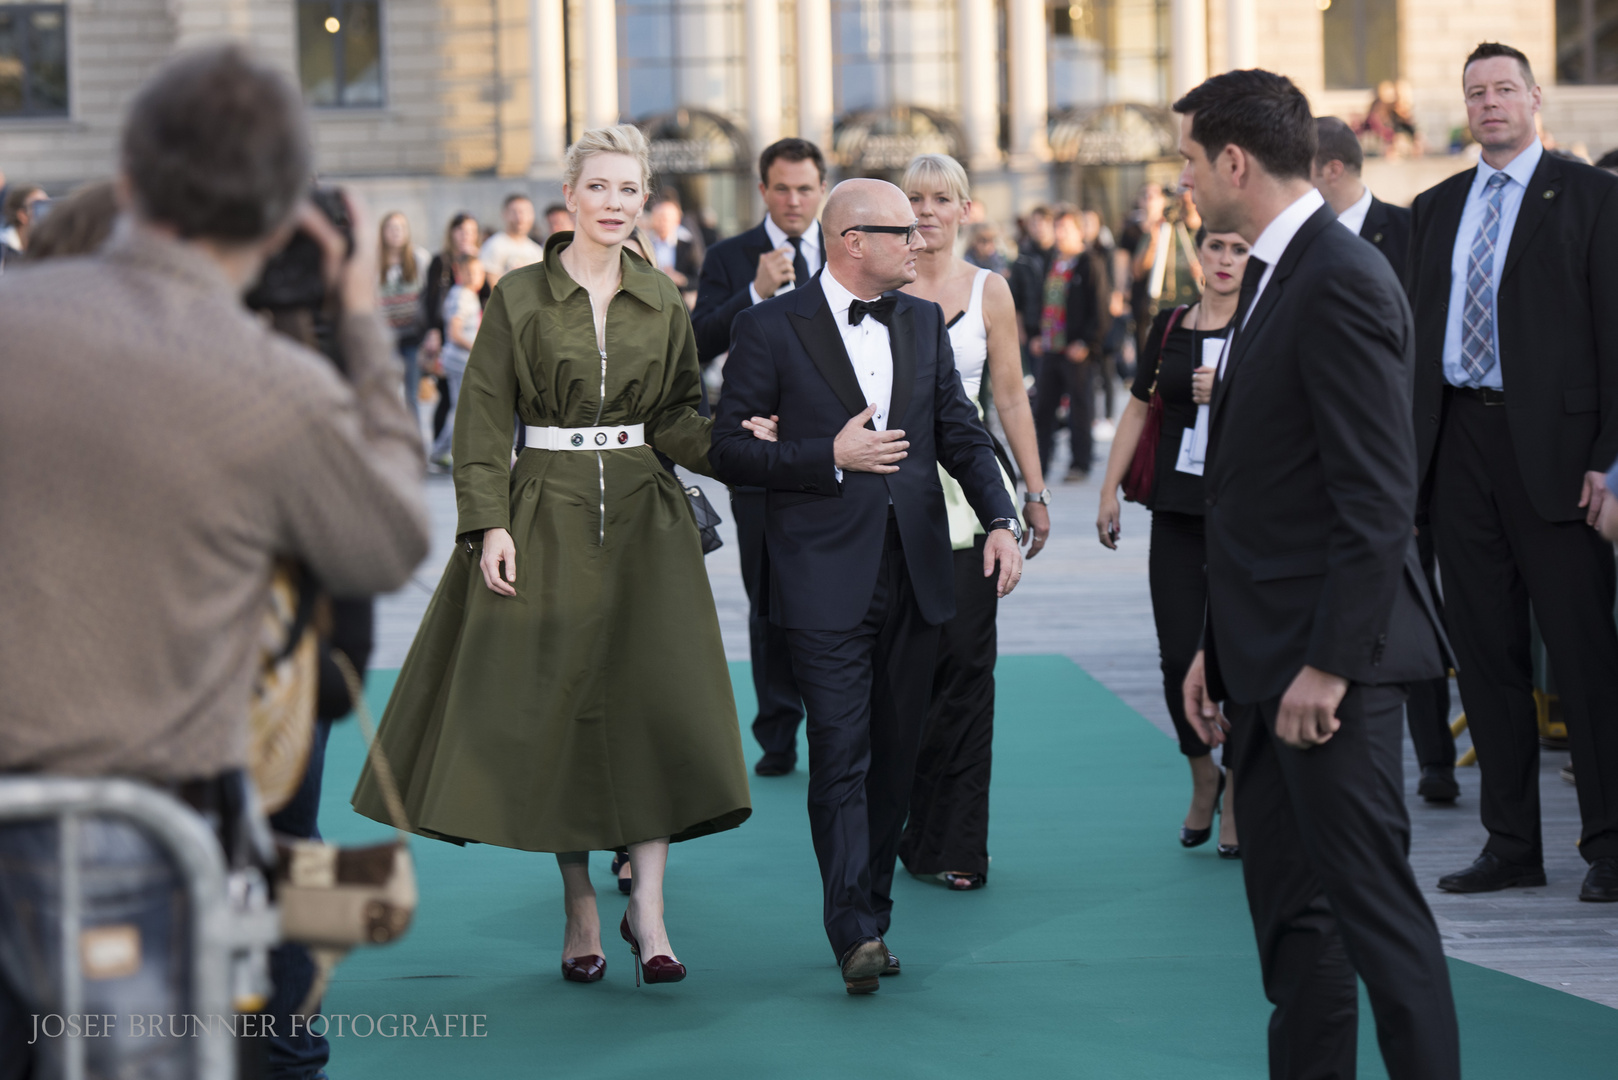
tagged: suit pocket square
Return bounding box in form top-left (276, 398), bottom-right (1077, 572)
top-left (1251, 551), bottom-right (1328, 582)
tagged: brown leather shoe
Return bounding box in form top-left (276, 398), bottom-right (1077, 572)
top-left (840, 939), bottom-right (887, 995)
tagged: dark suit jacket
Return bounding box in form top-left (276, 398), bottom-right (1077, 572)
top-left (691, 218), bottom-right (824, 365)
top-left (1204, 203), bottom-right (1447, 705)
top-left (1360, 196), bottom-right (1411, 289)
top-left (1409, 153), bottom-right (1618, 522)
top-left (709, 275), bottom-right (1017, 632)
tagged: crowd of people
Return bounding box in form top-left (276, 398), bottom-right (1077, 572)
top-left (3, 34), bottom-right (1618, 1080)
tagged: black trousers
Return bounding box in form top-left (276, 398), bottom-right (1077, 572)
top-left (1148, 511), bottom-right (1218, 761)
top-left (1033, 353), bottom-right (1095, 477)
top-left (899, 536), bottom-right (997, 878)
top-left (1406, 524), bottom-right (1455, 770)
top-left (731, 488), bottom-right (804, 758)
top-left (1431, 395), bottom-right (1618, 865)
top-left (1231, 687), bottom-right (1459, 1080)
top-left (785, 520), bottom-right (941, 960)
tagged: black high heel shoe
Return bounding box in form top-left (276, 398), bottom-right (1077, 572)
top-left (609, 852), bottom-right (631, 895)
top-left (1180, 768), bottom-right (1227, 848)
top-left (619, 912), bottom-right (685, 986)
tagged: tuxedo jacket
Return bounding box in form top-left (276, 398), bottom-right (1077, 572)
top-left (1360, 196), bottom-right (1411, 289)
top-left (709, 275), bottom-right (1017, 632)
top-left (1204, 204), bottom-right (1448, 705)
top-left (1409, 153), bottom-right (1618, 522)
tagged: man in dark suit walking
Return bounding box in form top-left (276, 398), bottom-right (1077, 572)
top-left (710, 179), bottom-right (1022, 995)
top-left (1176, 70), bottom-right (1459, 1079)
top-left (692, 138), bottom-right (829, 776)
top-left (1409, 42), bottom-right (1618, 903)
top-left (1312, 115), bottom-right (1461, 804)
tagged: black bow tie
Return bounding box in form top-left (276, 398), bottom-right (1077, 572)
top-left (848, 296), bottom-right (897, 327)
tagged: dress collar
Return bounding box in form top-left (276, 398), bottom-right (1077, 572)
top-left (541, 230), bottom-right (666, 311)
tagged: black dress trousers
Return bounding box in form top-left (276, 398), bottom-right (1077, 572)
top-left (899, 535), bottom-right (998, 878)
top-left (1405, 523), bottom-right (1455, 770)
top-left (1033, 354), bottom-right (1097, 477)
top-left (785, 517), bottom-right (941, 959)
top-left (1148, 510), bottom-right (1217, 760)
top-left (1231, 686), bottom-right (1460, 1080)
top-left (1431, 394), bottom-right (1618, 865)
top-left (730, 488), bottom-right (805, 759)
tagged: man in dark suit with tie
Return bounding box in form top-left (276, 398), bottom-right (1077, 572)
top-left (1408, 42), bottom-right (1618, 903)
top-left (1312, 115), bottom-right (1461, 804)
top-left (710, 178), bottom-right (1022, 995)
top-left (1176, 70), bottom-right (1459, 1080)
top-left (692, 138), bottom-right (829, 776)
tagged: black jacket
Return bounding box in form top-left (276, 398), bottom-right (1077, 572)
top-left (1203, 203), bottom-right (1447, 705)
top-left (1360, 196), bottom-right (1411, 289)
top-left (1409, 153), bottom-right (1618, 522)
top-left (691, 219), bottom-right (823, 365)
top-left (709, 274), bottom-right (1017, 632)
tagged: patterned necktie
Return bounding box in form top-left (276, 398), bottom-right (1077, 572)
top-left (789, 235), bottom-right (811, 289)
top-left (1461, 172), bottom-right (1511, 383)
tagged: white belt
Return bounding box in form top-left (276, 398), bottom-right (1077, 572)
top-left (524, 424), bottom-right (645, 451)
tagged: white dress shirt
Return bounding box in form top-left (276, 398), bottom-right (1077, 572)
top-left (1440, 138), bottom-right (1544, 390)
top-left (1336, 186), bottom-right (1374, 236)
top-left (749, 216), bottom-right (824, 305)
top-left (821, 268), bottom-right (896, 486)
top-left (1219, 187), bottom-right (1325, 378)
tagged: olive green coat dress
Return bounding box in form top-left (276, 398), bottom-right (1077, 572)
top-left (353, 233), bottom-right (751, 852)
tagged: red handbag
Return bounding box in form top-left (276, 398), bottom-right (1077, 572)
top-left (1121, 305), bottom-right (1188, 506)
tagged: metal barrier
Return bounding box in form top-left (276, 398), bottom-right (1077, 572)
top-left (0, 777), bottom-right (281, 1080)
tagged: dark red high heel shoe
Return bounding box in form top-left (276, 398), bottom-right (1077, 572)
top-left (561, 954), bottom-right (606, 983)
top-left (619, 912), bottom-right (686, 986)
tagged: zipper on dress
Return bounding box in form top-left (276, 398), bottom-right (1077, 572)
top-left (588, 292), bottom-right (612, 548)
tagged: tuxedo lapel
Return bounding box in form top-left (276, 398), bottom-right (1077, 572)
top-left (887, 297), bottom-right (917, 427)
top-left (1360, 198), bottom-right (1389, 247)
top-left (788, 276), bottom-right (870, 423)
top-left (1501, 154), bottom-right (1562, 283)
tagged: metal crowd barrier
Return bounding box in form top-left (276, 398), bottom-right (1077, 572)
top-left (0, 776), bottom-right (281, 1080)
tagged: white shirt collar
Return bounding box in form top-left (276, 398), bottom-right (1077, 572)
top-left (765, 214), bottom-right (821, 255)
top-left (1249, 188), bottom-right (1326, 269)
top-left (1336, 186), bottom-right (1375, 235)
top-left (820, 266), bottom-right (882, 315)
top-left (1476, 137), bottom-right (1544, 193)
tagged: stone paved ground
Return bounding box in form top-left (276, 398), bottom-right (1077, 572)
top-left (375, 426), bottom-right (1617, 1009)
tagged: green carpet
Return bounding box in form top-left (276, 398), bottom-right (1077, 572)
top-left (310, 656), bottom-right (1617, 1078)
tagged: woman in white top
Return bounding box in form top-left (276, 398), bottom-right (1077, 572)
top-left (895, 154), bottom-right (1052, 890)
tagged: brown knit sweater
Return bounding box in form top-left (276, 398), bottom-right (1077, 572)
top-left (0, 223), bottom-right (431, 780)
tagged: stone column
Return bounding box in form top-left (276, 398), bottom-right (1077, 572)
top-left (745, 0), bottom-right (783, 154)
top-left (1227, 0), bottom-right (1256, 71)
top-left (957, 0), bottom-right (999, 169)
top-left (1007, 0), bottom-right (1048, 163)
top-left (796, 0), bottom-right (834, 154)
top-left (583, 0), bottom-right (619, 129)
top-left (529, 0), bottom-right (568, 170)
top-left (1170, 0), bottom-right (1207, 97)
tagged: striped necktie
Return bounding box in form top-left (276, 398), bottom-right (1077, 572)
top-left (1460, 172), bottom-right (1511, 383)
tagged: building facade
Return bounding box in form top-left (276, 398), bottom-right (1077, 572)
top-left (1, 0), bottom-right (1615, 237)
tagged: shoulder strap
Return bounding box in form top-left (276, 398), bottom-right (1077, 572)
top-left (1146, 305), bottom-right (1188, 397)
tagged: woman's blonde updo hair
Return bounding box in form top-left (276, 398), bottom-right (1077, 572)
top-left (562, 123), bottom-right (653, 192)
top-left (902, 153), bottom-right (971, 205)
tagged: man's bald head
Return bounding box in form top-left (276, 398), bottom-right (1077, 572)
top-left (823, 177), bottom-right (922, 295)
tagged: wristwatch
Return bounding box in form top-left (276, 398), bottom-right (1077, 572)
top-left (988, 517), bottom-right (1023, 542)
top-left (1024, 488), bottom-right (1052, 506)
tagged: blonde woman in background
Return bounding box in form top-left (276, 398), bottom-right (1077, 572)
top-left (354, 125), bottom-right (755, 987)
top-left (378, 211), bottom-right (432, 411)
top-left (896, 153), bottom-right (1051, 890)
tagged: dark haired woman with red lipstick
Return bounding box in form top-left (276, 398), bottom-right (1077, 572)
top-left (1096, 225), bottom-right (1250, 858)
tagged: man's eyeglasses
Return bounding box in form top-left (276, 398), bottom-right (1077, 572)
top-left (841, 222), bottom-right (920, 245)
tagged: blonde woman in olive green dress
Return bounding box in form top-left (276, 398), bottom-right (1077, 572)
top-left (354, 126), bottom-right (752, 985)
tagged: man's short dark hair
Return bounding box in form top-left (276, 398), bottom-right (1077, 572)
top-left (502, 193), bottom-right (533, 209)
top-left (650, 190), bottom-right (681, 211)
top-left (542, 202), bottom-right (568, 217)
top-left (1596, 149), bottom-right (1618, 172)
top-left (3, 185), bottom-right (43, 227)
top-left (759, 138), bottom-right (827, 185)
top-left (121, 44), bottom-right (310, 242)
top-left (1314, 117), bottom-right (1364, 174)
top-left (1173, 69), bottom-right (1316, 182)
top-left (1464, 42), bottom-right (1536, 89)
top-left (1050, 202), bottom-right (1080, 225)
